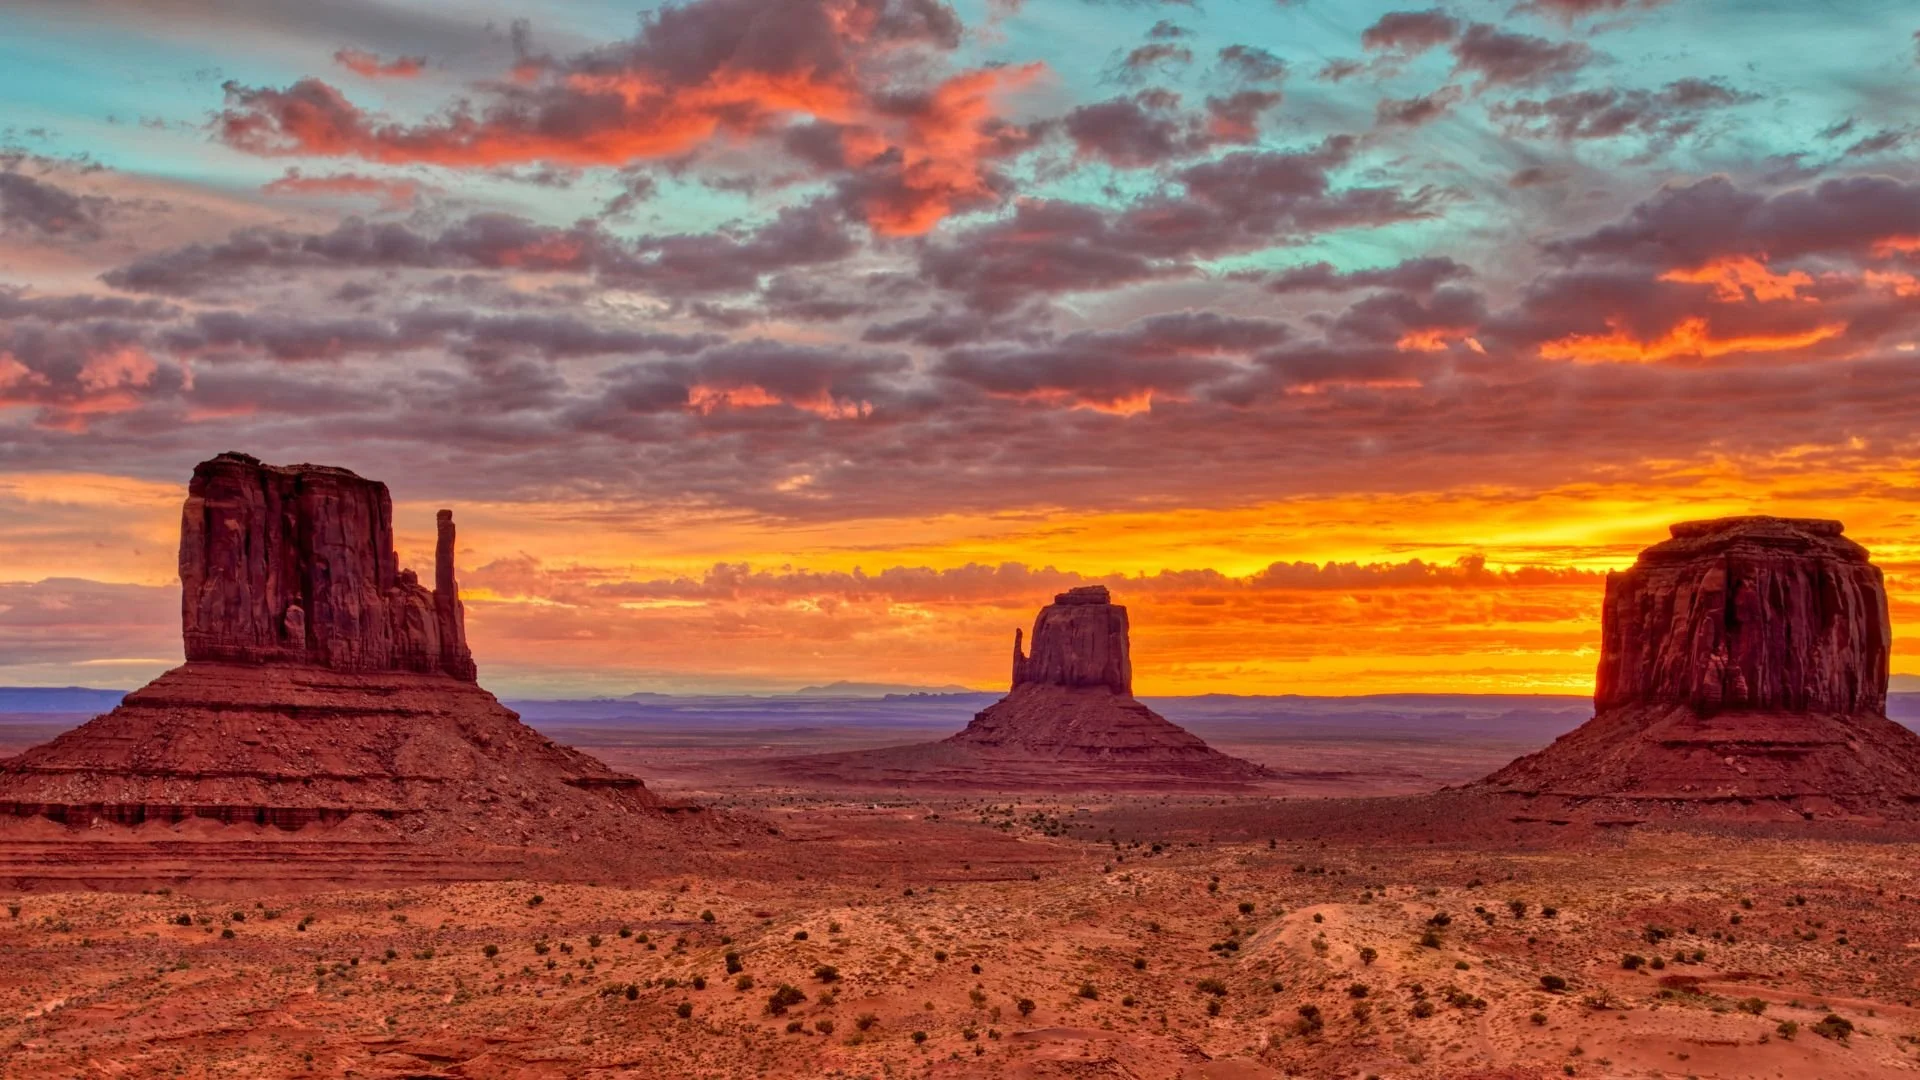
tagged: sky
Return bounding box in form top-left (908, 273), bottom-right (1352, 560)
top-left (0, 0), bottom-right (1916, 698)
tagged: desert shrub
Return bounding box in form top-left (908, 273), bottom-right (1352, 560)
top-left (1812, 1014), bottom-right (1853, 1041)
top-left (1351, 1000), bottom-right (1372, 1022)
top-left (1359, 947), bottom-right (1378, 965)
top-left (1016, 998), bottom-right (1036, 1016)
top-left (1121, 995), bottom-right (1136, 1007)
top-left (1776, 1019), bottom-right (1799, 1039)
top-left (625, 984), bottom-right (639, 1000)
top-left (1508, 900), bottom-right (1528, 918)
top-left (1196, 978), bottom-right (1228, 997)
top-left (618, 926), bottom-right (632, 938)
top-left (173, 914), bottom-right (192, 927)
top-left (1348, 982), bottom-right (1369, 998)
top-left (725, 951), bottom-right (742, 974)
top-left (1737, 997), bottom-right (1765, 1016)
top-left (220, 928), bottom-right (235, 940)
top-left (911, 1030), bottom-right (928, 1044)
top-left (534, 941), bottom-right (550, 955)
top-left (793, 930), bottom-right (808, 941)
top-left (1411, 1000), bottom-right (1436, 1019)
top-left (1540, 975), bottom-right (1568, 992)
top-left (587, 934), bottom-right (601, 949)
top-left (1530, 1011), bottom-right (1548, 1025)
top-left (934, 949), bottom-right (948, 962)
top-left (676, 1001), bottom-right (693, 1018)
top-left (1206, 999), bottom-right (1221, 1016)
top-left (1078, 981), bottom-right (1098, 1000)
top-left (1427, 912), bottom-right (1452, 927)
top-left (828, 921), bottom-right (842, 933)
top-left (1291, 1004), bottom-right (1323, 1036)
top-left (483, 944), bottom-right (499, 958)
top-left (855, 1013), bottom-right (879, 1031)
top-left (814, 964), bottom-right (840, 983)
top-left (785, 1020), bottom-right (804, 1033)
top-left (692, 976), bottom-right (706, 990)
top-left (1133, 956), bottom-right (1147, 970)
top-left (1238, 902), bottom-right (1255, 915)
top-left (700, 910), bottom-right (715, 923)
top-left (1621, 954), bottom-right (1644, 970)
top-left (735, 974), bottom-right (754, 991)
top-left (1650, 956), bottom-right (1666, 970)
top-left (527, 895), bottom-right (543, 907)
top-left (767, 984), bottom-right (807, 1015)
top-left (813, 1018), bottom-right (834, 1035)
top-left (1419, 930), bottom-right (1442, 949)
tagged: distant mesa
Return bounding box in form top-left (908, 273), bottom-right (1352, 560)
top-left (0, 452), bottom-right (692, 884)
top-left (1480, 515), bottom-right (1920, 816)
top-left (770, 584), bottom-right (1271, 789)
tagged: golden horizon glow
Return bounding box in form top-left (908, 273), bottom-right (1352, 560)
top-left (8, 455), bottom-right (1914, 696)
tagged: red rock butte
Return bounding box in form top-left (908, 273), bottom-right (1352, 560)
top-left (1481, 515), bottom-right (1920, 816)
top-left (0, 453), bottom-right (703, 887)
top-left (771, 585), bottom-right (1271, 789)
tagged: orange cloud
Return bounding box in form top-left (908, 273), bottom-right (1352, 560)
top-left (221, 16), bottom-right (1046, 235)
top-left (1658, 255), bottom-right (1813, 302)
top-left (1539, 316), bottom-right (1845, 364)
top-left (333, 49), bottom-right (426, 79)
top-left (261, 168), bottom-right (421, 209)
top-left (1395, 328), bottom-right (1483, 353)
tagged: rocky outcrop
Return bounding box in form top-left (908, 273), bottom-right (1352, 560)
top-left (0, 453), bottom-right (704, 866)
top-left (1482, 517), bottom-right (1920, 815)
top-left (180, 451), bottom-right (475, 681)
top-left (770, 586), bottom-right (1270, 789)
top-left (1593, 516), bottom-right (1888, 716)
top-left (1012, 585), bottom-right (1132, 694)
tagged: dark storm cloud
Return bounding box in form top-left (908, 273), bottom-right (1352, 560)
top-left (1375, 86), bottom-right (1463, 127)
top-left (921, 136), bottom-right (1439, 311)
top-left (102, 201), bottom-right (857, 299)
top-left (1490, 78), bottom-right (1755, 143)
top-left (0, 171), bottom-right (109, 239)
top-left (1261, 256), bottom-right (1473, 294)
top-left (1450, 24), bottom-right (1591, 86)
top-left (1548, 175), bottom-right (1920, 268)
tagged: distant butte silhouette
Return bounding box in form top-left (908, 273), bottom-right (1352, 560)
top-left (1480, 516), bottom-right (1920, 817)
top-left (771, 585), bottom-right (1271, 789)
top-left (0, 453), bottom-right (702, 884)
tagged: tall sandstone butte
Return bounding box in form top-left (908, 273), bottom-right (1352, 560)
top-left (1484, 516), bottom-right (1920, 813)
top-left (0, 453), bottom-right (674, 873)
top-left (776, 586), bottom-right (1270, 788)
top-left (180, 453), bottom-right (474, 680)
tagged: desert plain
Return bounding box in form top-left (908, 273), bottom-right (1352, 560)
top-left (7, 712), bottom-right (1920, 1080)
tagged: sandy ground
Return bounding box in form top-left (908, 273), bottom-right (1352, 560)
top-left (8, 790), bottom-right (1920, 1079)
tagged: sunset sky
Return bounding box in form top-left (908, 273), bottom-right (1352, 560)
top-left (1, 0), bottom-right (1917, 697)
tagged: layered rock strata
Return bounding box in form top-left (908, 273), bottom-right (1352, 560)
top-left (180, 452), bottom-right (475, 680)
top-left (1483, 516), bottom-right (1920, 812)
top-left (0, 453), bottom-right (669, 851)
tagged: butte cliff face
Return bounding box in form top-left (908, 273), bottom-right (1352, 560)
top-left (1592, 517), bottom-right (1887, 717)
top-left (0, 454), bottom-right (693, 881)
top-left (1011, 585), bottom-right (1133, 694)
top-left (180, 452), bottom-right (475, 680)
top-left (1484, 516), bottom-right (1920, 814)
top-left (774, 585), bottom-right (1270, 789)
